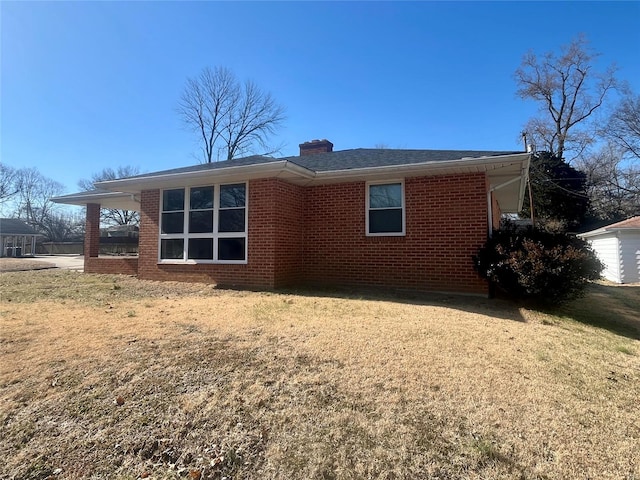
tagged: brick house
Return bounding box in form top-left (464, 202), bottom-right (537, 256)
top-left (53, 140), bottom-right (530, 295)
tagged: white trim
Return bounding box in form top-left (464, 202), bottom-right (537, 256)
top-left (365, 179), bottom-right (406, 237)
top-left (91, 153), bottom-right (530, 191)
top-left (158, 182), bottom-right (248, 264)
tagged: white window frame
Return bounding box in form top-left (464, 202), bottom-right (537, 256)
top-left (365, 180), bottom-right (406, 237)
top-left (158, 182), bottom-right (248, 264)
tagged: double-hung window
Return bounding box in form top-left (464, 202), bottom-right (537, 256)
top-left (159, 183), bottom-right (247, 263)
top-left (366, 181), bottom-right (405, 236)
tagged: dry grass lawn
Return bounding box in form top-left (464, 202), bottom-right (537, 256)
top-left (1, 270), bottom-right (638, 480)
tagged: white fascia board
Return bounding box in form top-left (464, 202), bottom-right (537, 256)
top-left (51, 191), bottom-right (141, 210)
top-left (95, 161), bottom-right (315, 193)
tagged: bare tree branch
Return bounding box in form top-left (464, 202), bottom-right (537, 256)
top-left (601, 94), bottom-right (640, 160)
top-left (516, 35), bottom-right (618, 162)
top-left (78, 166), bottom-right (141, 226)
top-left (178, 67), bottom-right (285, 163)
top-left (0, 163), bottom-right (20, 204)
top-left (577, 143), bottom-right (639, 220)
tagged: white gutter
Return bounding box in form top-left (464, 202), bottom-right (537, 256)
top-left (487, 191), bottom-right (493, 238)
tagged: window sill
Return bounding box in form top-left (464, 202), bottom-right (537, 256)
top-left (366, 232), bottom-right (406, 237)
top-left (158, 259), bottom-right (247, 265)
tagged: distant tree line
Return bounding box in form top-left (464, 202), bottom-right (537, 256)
top-left (0, 164), bottom-right (84, 242)
top-left (1, 164), bottom-right (141, 242)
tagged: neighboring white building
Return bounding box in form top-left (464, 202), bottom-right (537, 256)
top-left (0, 218), bottom-right (42, 257)
top-left (578, 216), bottom-right (640, 284)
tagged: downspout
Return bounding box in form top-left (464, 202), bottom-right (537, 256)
top-left (487, 191), bottom-right (493, 238)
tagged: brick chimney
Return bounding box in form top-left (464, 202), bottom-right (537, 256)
top-left (299, 139), bottom-right (333, 156)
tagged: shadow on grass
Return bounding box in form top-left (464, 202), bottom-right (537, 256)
top-left (547, 282), bottom-right (640, 340)
top-left (273, 284), bottom-right (528, 323)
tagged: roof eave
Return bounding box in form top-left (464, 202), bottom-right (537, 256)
top-left (95, 161), bottom-right (315, 193)
top-left (579, 227), bottom-right (640, 238)
top-left (51, 191), bottom-right (141, 210)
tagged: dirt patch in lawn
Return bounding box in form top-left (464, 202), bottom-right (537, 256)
top-left (0, 258), bottom-right (55, 272)
top-left (1, 271), bottom-right (639, 479)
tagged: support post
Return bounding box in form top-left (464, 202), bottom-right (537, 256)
top-left (85, 203), bottom-right (101, 258)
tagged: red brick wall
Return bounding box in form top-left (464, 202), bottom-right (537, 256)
top-left (302, 173), bottom-right (489, 294)
top-left (85, 204), bottom-right (101, 258)
top-left (85, 257), bottom-right (138, 275)
top-left (135, 179), bottom-right (302, 289)
top-left (116, 174), bottom-right (489, 294)
top-left (273, 181), bottom-right (304, 286)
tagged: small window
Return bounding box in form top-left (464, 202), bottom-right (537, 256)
top-left (218, 184), bottom-right (246, 234)
top-left (188, 238), bottom-right (214, 259)
top-left (160, 238), bottom-right (184, 259)
top-left (218, 237), bottom-right (245, 261)
top-left (161, 189), bottom-right (185, 235)
top-left (367, 182), bottom-right (405, 236)
top-left (163, 189), bottom-right (184, 211)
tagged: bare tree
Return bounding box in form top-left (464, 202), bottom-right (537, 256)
top-left (0, 163), bottom-right (20, 205)
top-left (15, 168), bottom-right (64, 228)
top-left (578, 143), bottom-right (639, 220)
top-left (78, 166), bottom-right (140, 226)
top-left (516, 35), bottom-right (618, 161)
top-left (178, 66), bottom-right (285, 163)
top-left (602, 94), bottom-right (640, 160)
top-left (41, 210), bottom-right (85, 242)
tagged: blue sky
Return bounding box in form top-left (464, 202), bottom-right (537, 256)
top-left (2, 1), bottom-right (639, 195)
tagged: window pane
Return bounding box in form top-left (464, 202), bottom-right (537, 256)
top-left (161, 239), bottom-right (184, 259)
top-left (188, 238), bottom-right (213, 260)
top-left (220, 184), bottom-right (246, 208)
top-left (369, 209), bottom-right (402, 233)
top-left (163, 189), bottom-right (184, 211)
top-left (190, 186), bottom-right (213, 210)
top-left (369, 184), bottom-right (402, 209)
top-left (161, 212), bottom-right (184, 234)
top-left (218, 238), bottom-right (245, 261)
top-left (189, 211), bottom-right (213, 233)
top-left (218, 209), bottom-right (245, 232)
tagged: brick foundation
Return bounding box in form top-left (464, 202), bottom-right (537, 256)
top-left (85, 257), bottom-right (138, 275)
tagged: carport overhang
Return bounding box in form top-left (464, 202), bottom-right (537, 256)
top-left (51, 190), bottom-right (140, 211)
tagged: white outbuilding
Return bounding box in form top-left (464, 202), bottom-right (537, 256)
top-left (578, 216), bottom-right (640, 284)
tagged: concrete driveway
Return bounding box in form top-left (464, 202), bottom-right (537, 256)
top-left (33, 255), bottom-right (85, 271)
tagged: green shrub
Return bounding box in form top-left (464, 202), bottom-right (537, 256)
top-left (473, 225), bottom-right (603, 305)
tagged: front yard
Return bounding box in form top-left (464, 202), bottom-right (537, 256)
top-left (1, 270), bottom-right (638, 479)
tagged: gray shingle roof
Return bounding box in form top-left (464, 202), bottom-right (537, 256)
top-left (287, 149), bottom-right (523, 171)
top-left (0, 218), bottom-right (42, 236)
top-left (120, 155), bottom-right (281, 180)
top-left (101, 149), bottom-right (522, 182)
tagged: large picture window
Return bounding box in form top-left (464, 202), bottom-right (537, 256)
top-left (366, 181), bottom-right (405, 236)
top-left (159, 183), bottom-right (247, 263)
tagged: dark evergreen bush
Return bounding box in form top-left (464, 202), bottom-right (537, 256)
top-left (473, 225), bottom-right (604, 305)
